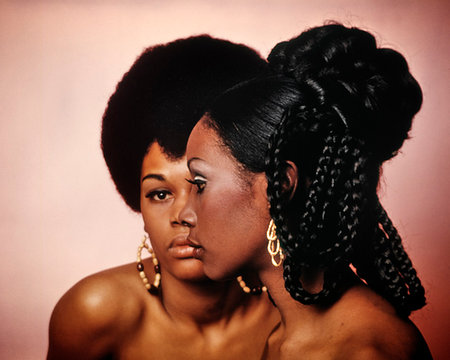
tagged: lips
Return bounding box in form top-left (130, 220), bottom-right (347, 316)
top-left (185, 236), bottom-right (202, 248)
top-left (168, 235), bottom-right (201, 259)
top-left (186, 236), bottom-right (204, 260)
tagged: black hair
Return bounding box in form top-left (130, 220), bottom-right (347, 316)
top-left (206, 24), bottom-right (425, 316)
top-left (101, 35), bottom-right (268, 211)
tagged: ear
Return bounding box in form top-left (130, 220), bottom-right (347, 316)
top-left (283, 160), bottom-right (298, 201)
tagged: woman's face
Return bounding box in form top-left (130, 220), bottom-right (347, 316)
top-left (140, 142), bottom-right (205, 281)
top-left (180, 117), bottom-right (271, 280)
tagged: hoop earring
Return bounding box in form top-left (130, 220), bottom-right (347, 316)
top-left (267, 219), bottom-right (285, 267)
top-left (136, 234), bottom-right (161, 295)
top-left (236, 276), bottom-right (267, 295)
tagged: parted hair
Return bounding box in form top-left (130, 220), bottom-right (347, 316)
top-left (206, 24), bottom-right (425, 316)
top-left (101, 35), bottom-right (268, 211)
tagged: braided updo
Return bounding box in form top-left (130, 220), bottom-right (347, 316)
top-left (268, 23), bottom-right (422, 163)
top-left (206, 23), bottom-right (425, 316)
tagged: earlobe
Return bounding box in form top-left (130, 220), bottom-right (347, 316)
top-left (284, 160), bottom-right (298, 201)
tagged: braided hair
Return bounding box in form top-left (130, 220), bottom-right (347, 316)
top-left (206, 24), bottom-right (425, 316)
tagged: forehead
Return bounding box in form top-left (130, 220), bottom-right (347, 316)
top-left (187, 118), bottom-right (231, 165)
top-left (187, 117), bottom-right (254, 183)
top-left (141, 142), bottom-right (187, 174)
top-left (188, 118), bottom-right (219, 150)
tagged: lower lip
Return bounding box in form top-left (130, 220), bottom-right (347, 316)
top-left (193, 247), bottom-right (205, 260)
top-left (168, 245), bottom-right (198, 259)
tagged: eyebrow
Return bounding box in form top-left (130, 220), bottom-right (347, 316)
top-left (142, 174), bottom-right (165, 183)
top-left (187, 157), bottom-right (203, 168)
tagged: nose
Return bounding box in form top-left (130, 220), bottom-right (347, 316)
top-left (171, 191), bottom-right (196, 228)
top-left (178, 193), bottom-right (197, 228)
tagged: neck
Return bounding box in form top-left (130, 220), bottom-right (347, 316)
top-left (259, 262), bottom-right (359, 334)
top-left (158, 269), bottom-right (248, 328)
top-left (258, 264), bottom-right (324, 333)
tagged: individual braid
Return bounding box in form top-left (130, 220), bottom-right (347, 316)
top-left (265, 23), bottom-right (425, 315)
top-left (360, 223), bottom-right (412, 315)
top-left (378, 203), bottom-right (426, 310)
top-left (368, 200), bottom-right (426, 314)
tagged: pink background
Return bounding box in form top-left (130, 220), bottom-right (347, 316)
top-left (0, 1), bottom-right (448, 359)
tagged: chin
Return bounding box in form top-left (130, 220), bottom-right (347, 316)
top-left (203, 261), bottom-right (237, 282)
top-left (172, 259), bottom-right (209, 281)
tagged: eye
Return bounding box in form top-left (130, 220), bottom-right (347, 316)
top-left (186, 176), bottom-right (206, 193)
top-left (146, 190), bottom-right (172, 201)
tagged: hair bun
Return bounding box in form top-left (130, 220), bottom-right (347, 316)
top-left (268, 23), bottom-right (422, 162)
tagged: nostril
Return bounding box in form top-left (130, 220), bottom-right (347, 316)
top-left (181, 220), bottom-right (191, 227)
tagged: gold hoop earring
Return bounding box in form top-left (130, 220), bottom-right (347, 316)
top-left (267, 219), bottom-right (285, 267)
top-left (136, 234), bottom-right (161, 294)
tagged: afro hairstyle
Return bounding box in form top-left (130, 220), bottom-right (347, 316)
top-left (101, 35), bottom-right (268, 212)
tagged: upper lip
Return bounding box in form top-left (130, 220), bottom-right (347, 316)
top-left (186, 236), bottom-right (202, 248)
top-left (169, 234), bottom-right (200, 248)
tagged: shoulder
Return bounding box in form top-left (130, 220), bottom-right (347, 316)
top-left (329, 285), bottom-right (432, 359)
top-left (47, 263), bottom-right (149, 359)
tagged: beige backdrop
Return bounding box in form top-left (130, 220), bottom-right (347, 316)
top-left (0, 0), bottom-right (449, 359)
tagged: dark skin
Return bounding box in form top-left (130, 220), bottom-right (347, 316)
top-left (180, 118), bottom-right (432, 360)
top-left (47, 142), bottom-right (280, 360)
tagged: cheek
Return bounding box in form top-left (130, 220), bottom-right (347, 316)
top-left (197, 187), bottom-right (267, 251)
top-left (198, 199), bottom-right (269, 279)
top-left (141, 205), bottom-right (170, 242)
top-left (197, 189), bottom-right (244, 232)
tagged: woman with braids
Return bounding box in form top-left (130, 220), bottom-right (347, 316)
top-left (47, 35), bottom-right (280, 359)
top-left (181, 24), bottom-right (432, 359)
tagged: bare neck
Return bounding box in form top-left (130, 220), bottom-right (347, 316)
top-left (258, 265), bottom-right (324, 334)
top-left (259, 264), bottom-right (358, 335)
top-left (158, 270), bottom-right (249, 329)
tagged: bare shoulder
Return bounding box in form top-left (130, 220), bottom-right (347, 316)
top-left (330, 285), bottom-right (432, 359)
top-left (47, 262), bottom-right (149, 359)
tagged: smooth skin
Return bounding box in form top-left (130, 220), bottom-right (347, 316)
top-left (47, 142), bottom-right (280, 360)
top-left (180, 118), bottom-right (432, 360)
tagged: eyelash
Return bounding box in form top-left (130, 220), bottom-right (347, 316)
top-left (146, 190), bottom-right (171, 201)
top-left (186, 177), bottom-right (206, 193)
